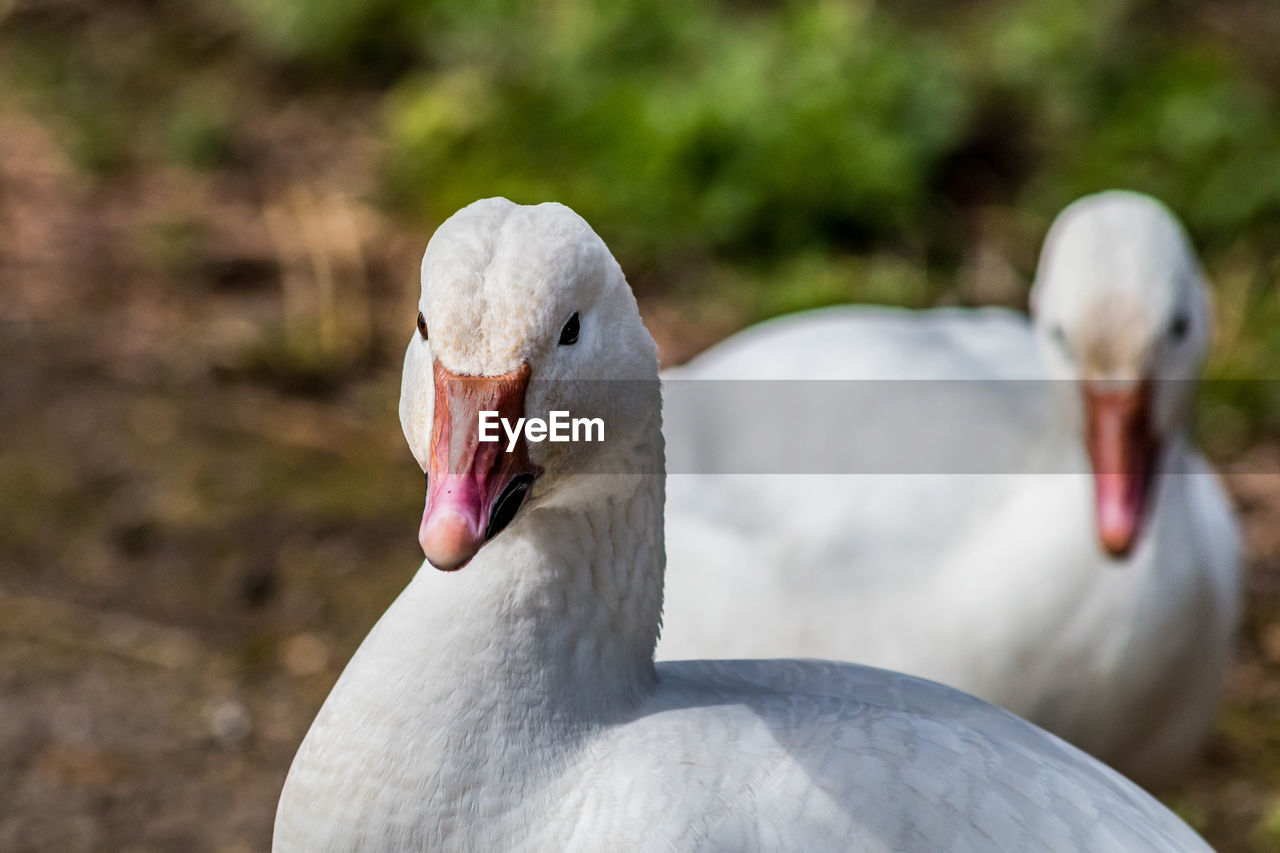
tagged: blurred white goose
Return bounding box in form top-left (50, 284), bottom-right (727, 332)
top-left (273, 198), bottom-right (1210, 851)
top-left (659, 190), bottom-right (1242, 788)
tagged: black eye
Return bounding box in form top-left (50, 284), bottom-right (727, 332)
top-left (417, 311), bottom-right (428, 340)
top-left (558, 312), bottom-right (580, 346)
top-left (1169, 313), bottom-right (1190, 341)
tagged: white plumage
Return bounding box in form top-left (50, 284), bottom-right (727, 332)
top-left (659, 190), bottom-right (1242, 787)
top-left (274, 197), bottom-right (1210, 851)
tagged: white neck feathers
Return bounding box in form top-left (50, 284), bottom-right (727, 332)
top-left (283, 431), bottom-right (667, 840)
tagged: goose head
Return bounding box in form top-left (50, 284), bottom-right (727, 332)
top-left (399, 198), bottom-right (659, 571)
top-left (1030, 190), bottom-right (1212, 558)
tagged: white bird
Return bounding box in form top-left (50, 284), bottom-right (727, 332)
top-left (273, 198), bottom-right (1210, 851)
top-left (658, 190), bottom-right (1242, 788)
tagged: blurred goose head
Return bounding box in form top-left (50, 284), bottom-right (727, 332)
top-left (1030, 190), bottom-right (1212, 558)
top-left (398, 197), bottom-right (659, 571)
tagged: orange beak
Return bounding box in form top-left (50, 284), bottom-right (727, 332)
top-left (1083, 382), bottom-right (1159, 558)
top-left (419, 361), bottom-right (540, 571)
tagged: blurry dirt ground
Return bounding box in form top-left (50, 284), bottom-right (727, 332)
top-left (2, 102), bottom-right (1280, 853)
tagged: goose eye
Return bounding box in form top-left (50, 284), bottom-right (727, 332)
top-left (1168, 313), bottom-right (1189, 341)
top-left (1050, 324), bottom-right (1069, 353)
top-left (558, 312), bottom-right (580, 346)
top-left (417, 312), bottom-right (429, 340)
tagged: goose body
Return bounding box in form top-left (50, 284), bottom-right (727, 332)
top-left (274, 198), bottom-right (1209, 851)
top-left (659, 192), bottom-right (1242, 787)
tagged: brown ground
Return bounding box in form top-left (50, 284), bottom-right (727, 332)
top-left (2, 100), bottom-right (1279, 853)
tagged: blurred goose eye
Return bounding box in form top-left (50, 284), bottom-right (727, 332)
top-left (1050, 324), bottom-right (1070, 355)
top-left (417, 312), bottom-right (429, 340)
top-left (1168, 313), bottom-right (1189, 341)
top-left (559, 312), bottom-right (580, 346)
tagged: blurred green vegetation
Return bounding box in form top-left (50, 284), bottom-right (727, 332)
top-left (379, 3), bottom-right (966, 261)
top-left (2, 0), bottom-right (1279, 435)
top-left (238, 0), bottom-right (1280, 403)
top-left (229, 2), bottom-right (1280, 256)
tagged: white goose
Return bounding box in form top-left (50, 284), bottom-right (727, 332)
top-left (658, 190), bottom-right (1242, 788)
top-left (274, 198), bottom-right (1209, 851)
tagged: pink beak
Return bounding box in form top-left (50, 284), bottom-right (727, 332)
top-left (419, 361), bottom-right (540, 571)
top-left (1083, 382), bottom-right (1159, 558)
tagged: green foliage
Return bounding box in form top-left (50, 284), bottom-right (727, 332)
top-left (1256, 799), bottom-right (1280, 851)
top-left (987, 19), bottom-right (1280, 244)
top-left (221, 0), bottom-right (1280, 431)
top-left (229, 0), bottom-right (424, 71)
top-left (366, 0), bottom-right (1280, 291)
top-left (381, 2), bottom-right (968, 266)
top-left (725, 251), bottom-right (933, 322)
top-left (165, 98), bottom-right (234, 170)
top-left (3, 32), bottom-right (135, 173)
top-left (6, 0), bottom-right (1279, 424)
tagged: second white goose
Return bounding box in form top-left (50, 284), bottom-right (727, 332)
top-left (658, 190), bottom-right (1242, 788)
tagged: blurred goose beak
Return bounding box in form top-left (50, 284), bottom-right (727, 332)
top-left (419, 361), bottom-right (540, 571)
top-left (1083, 381), bottom-right (1159, 558)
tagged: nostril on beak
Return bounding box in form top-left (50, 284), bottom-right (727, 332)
top-left (485, 474), bottom-right (535, 543)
